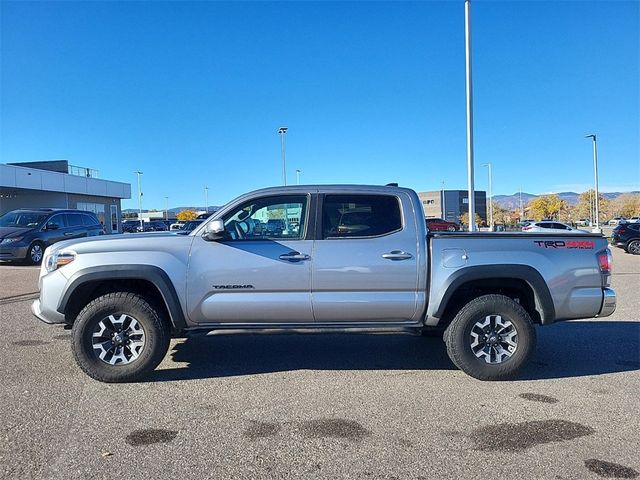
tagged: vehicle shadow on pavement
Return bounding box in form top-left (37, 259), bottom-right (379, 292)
top-left (149, 333), bottom-right (457, 381)
top-left (146, 321), bottom-right (639, 382)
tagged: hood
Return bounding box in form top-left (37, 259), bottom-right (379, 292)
top-left (47, 231), bottom-right (191, 256)
top-left (0, 226), bottom-right (33, 240)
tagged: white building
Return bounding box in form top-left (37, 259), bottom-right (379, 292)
top-left (0, 160), bottom-right (131, 233)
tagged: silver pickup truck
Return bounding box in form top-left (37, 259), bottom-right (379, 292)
top-left (32, 185), bottom-right (616, 382)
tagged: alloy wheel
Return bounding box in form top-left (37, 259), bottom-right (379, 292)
top-left (469, 315), bottom-right (518, 364)
top-left (91, 314), bottom-right (146, 365)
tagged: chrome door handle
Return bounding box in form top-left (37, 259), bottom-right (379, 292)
top-left (279, 251), bottom-right (311, 262)
top-left (64, 232), bottom-right (74, 236)
top-left (382, 251), bottom-right (413, 261)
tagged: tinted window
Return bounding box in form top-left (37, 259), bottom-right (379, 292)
top-left (82, 214), bottom-right (100, 226)
top-left (222, 195), bottom-right (308, 240)
top-left (66, 213), bottom-right (84, 227)
top-left (553, 223), bottom-right (568, 230)
top-left (322, 194), bottom-right (402, 239)
top-left (538, 223), bottom-right (553, 229)
top-left (46, 214), bottom-right (67, 229)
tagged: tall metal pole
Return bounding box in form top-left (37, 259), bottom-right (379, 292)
top-left (164, 196), bottom-right (169, 221)
top-left (519, 186), bottom-right (523, 219)
top-left (441, 180), bottom-right (446, 221)
top-left (482, 163), bottom-right (493, 230)
top-left (296, 169), bottom-right (301, 185)
top-left (464, 0), bottom-right (476, 232)
top-left (134, 171), bottom-right (143, 231)
top-left (278, 127), bottom-right (288, 186)
top-left (585, 134), bottom-right (600, 232)
top-left (204, 186), bottom-right (209, 214)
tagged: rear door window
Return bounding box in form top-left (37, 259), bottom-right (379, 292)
top-left (82, 214), bottom-right (99, 226)
top-left (322, 194), bottom-right (402, 239)
top-left (46, 214), bottom-right (67, 229)
top-left (66, 213), bottom-right (84, 227)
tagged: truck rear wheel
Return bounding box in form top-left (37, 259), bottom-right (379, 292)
top-left (444, 294), bottom-right (536, 381)
top-left (71, 292), bottom-right (170, 383)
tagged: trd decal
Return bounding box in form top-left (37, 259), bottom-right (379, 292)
top-left (212, 284), bottom-right (255, 289)
top-left (534, 240), bottom-right (594, 249)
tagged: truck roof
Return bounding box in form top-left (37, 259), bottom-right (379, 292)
top-left (245, 184), bottom-right (416, 196)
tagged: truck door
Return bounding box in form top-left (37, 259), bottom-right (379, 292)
top-left (311, 192), bottom-right (420, 322)
top-left (186, 194), bottom-right (314, 323)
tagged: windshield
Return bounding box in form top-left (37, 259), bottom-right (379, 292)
top-left (0, 211), bottom-right (48, 228)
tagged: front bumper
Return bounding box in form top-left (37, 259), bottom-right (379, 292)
top-left (0, 245), bottom-right (28, 261)
top-left (598, 288), bottom-right (617, 317)
top-left (31, 298), bottom-right (66, 324)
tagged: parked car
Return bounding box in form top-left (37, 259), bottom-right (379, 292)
top-left (177, 219), bottom-right (204, 234)
top-left (611, 222), bottom-right (640, 255)
top-left (265, 218), bottom-right (286, 235)
top-left (122, 220), bottom-right (141, 233)
top-left (140, 221), bottom-right (169, 232)
top-left (0, 208), bottom-right (103, 264)
top-left (576, 219), bottom-right (592, 227)
top-left (522, 221), bottom-right (588, 234)
top-left (608, 217), bottom-right (627, 226)
top-left (32, 184), bottom-right (615, 383)
top-left (169, 222), bottom-right (185, 231)
top-left (628, 217), bottom-right (640, 223)
top-left (425, 218), bottom-right (458, 232)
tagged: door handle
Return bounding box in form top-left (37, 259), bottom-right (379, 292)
top-left (382, 250), bottom-right (413, 261)
top-left (279, 251), bottom-right (311, 262)
top-left (64, 232), bottom-right (74, 236)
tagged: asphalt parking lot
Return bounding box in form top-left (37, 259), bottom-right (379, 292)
top-left (1, 249), bottom-right (638, 480)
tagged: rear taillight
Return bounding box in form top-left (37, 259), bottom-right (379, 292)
top-left (597, 249), bottom-right (612, 274)
top-left (617, 227), bottom-right (626, 235)
top-left (523, 226), bottom-right (532, 231)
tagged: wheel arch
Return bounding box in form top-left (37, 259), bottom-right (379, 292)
top-left (429, 265), bottom-right (556, 327)
top-left (58, 265), bottom-right (187, 331)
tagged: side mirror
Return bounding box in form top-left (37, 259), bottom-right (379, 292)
top-left (203, 219), bottom-right (225, 241)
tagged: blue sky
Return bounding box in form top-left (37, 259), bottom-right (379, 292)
top-left (1, 0), bottom-right (638, 210)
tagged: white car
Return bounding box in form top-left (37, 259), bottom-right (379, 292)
top-left (628, 217), bottom-right (640, 223)
top-left (522, 221), bottom-right (589, 234)
top-left (608, 217), bottom-right (627, 226)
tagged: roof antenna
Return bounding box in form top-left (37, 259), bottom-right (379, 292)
top-left (386, 183), bottom-right (399, 187)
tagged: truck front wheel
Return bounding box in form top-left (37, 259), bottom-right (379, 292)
top-left (71, 292), bottom-right (170, 383)
top-left (444, 294), bottom-right (536, 381)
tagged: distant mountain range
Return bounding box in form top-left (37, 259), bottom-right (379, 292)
top-left (492, 191), bottom-right (638, 210)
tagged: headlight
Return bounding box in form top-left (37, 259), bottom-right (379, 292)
top-left (0, 236), bottom-right (23, 245)
top-left (45, 251), bottom-right (76, 272)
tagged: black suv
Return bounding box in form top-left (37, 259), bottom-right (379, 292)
top-left (611, 222), bottom-right (640, 255)
top-left (0, 209), bottom-right (104, 264)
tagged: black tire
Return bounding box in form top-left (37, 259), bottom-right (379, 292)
top-left (626, 240), bottom-right (640, 255)
top-left (26, 241), bottom-right (45, 265)
top-left (71, 292), bottom-right (170, 383)
top-left (444, 294), bottom-right (536, 381)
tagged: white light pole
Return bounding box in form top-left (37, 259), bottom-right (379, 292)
top-left (519, 186), bottom-right (524, 220)
top-left (482, 163), bottom-right (493, 230)
top-left (134, 171), bottom-right (143, 231)
top-left (441, 180), bottom-right (446, 221)
top-left (464, 0), bottom-right (476, 232)
top-left (585, 134), bottom-right (600, 232)
top-left (296, 169), bottom-right (301, 185)
top-left (278, 127), bottom-right (288, 185)
top-left (164, 196), bottom-right (169, 221)
top-left (204, 186), bottom-right (209, 214)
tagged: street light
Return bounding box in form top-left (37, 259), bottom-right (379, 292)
top-left (481, 163), bottom-right (493, 231)
top-left (164, 196), bottom-right (169, 221)
top-left (585, 134), bottom-right (600, 232)
top-left (464, 0), bottom-right (476, 232)
top-left (296, 169), bottom-right (301, 185)
top-left (134, 171), bottom-right (143, 231)
top-left (204, 186), bottom-right (209, 214)
top-left (278, 127), bottom-right (288, 185)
